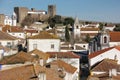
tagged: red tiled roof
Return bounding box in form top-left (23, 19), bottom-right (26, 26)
top-left (28, 31), bottom-right (59, 39)
top-left (46, 52), bottom-right (80, 58)
top-left (28, 49), bottom-right (49, 60)
top-left (89, 47), bottom-right (114, 59)
top-left (24, 29), bottom-right (38, 33)
top-left (0, 51), bottom-right (35, 64)
top-left (81, 28), bottom-right (99, 31)
top-left (89, 46), bottom-right (120, 59)
top-left (2, 26), bottom-right (24, 32)
top-left (81, 33), bottom-right (98, 36)
top-left (0, 64), bottom-right (38, 80)
top-left (0, 31), bottom-right (18, 40)
top-left (51, 60), bottom-right (77, 74)
top-left (109, 31), bottom-right (120, 42)
top-left (92, 59), bottom-right (120, 72)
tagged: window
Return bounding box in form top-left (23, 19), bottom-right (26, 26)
top-left (76, 26), bottom-right (79, 29)
top-left (51, 44), bottom-right (54, 49)
top-left (19, 34), bottom-right (21, 36)
top-left (7, 42), bottom-right (11, 48)
top-left (7, 42), bottom-right (11, 46)
top-left (83, 45), bottom-right (85, 48)
top-left (104, 36), bottom-right (107, 43)
top-left (33, 44), bottom-right (37, 49)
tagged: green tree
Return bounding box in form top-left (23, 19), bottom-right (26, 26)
top-left (113, 25), bottom-right (120, 31)
top-left (63, 17), bottom-right (74, 26)
top-left (65, 26), bottom-right (70, 42)
top-left (21, 15), bottom-right (37, 27)
top-left (48, 15), bottom-right (62, 28)
top-left (85, 34), bottom-right (91, 43)
top-left (99, 23), bottom-right (104, 30)
top-left (48, 17), bottom-right (55, 28)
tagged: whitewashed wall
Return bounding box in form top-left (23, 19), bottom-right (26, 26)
top-left (90, 48), bottom-right (120, 66)
top-left (28, 39), bottom-right (60, 52)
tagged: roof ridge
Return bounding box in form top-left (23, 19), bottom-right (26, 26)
top-left (89, 47), bottom-right (114, 59)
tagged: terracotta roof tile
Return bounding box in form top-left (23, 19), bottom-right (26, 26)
top-left (28, 49), bottom-right (49, 60)
top-left (0, 51), bottom-right (35, 64)
top-left (81, 33), bottom-right (98, 36)
top-left (24, 29), bottom-right (38, 33)
top-left (50, 60), bottom-right (77, 74)
top-left (34, 64), bottom-right (63, 80)
top-left (89, 47), bottom-right (114, 59)
top-left (92, 59), bottom-right (120, 72)
top-left (81, 28), bottom-right (99, 31)
top-left (109, 31), bottom-right (120, 42)
top-left (0, 64), bottom-right (38, 80)
top-left (89, 46), bottom-right (120, 59)
top-left (0, 31), bottom-right (18, 40)
top-left (46, 52), bottom-right (80, 58)
top-left (2, 26), bottom-right (24, 32)
top-left (28, 31), bottom-right (59, 39)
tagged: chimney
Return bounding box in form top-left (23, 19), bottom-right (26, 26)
top-left (109, 69), bottom-right (117, 78)
top-left (112, 69), bottom-right (117, 76)
top-left (31, 8), bottom-right (35, 11)
top-left (39, 59), bottom-right (44, 66)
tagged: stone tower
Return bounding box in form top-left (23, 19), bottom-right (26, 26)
top-left (14, 7), bottom-right (28, 23)
top-left (48, 5), bottom-right (56, 17)
top-left (0, 14), bottom-right (5, 25)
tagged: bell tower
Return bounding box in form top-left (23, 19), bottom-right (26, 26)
top-left (100, 26), bottom-right (110, 49)
top-left (73, 17), bottom-right (81, 42)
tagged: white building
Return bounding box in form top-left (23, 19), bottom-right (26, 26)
top-left (0, 31), bottom-right (19, 57)
top-left (4, 12), bottom-right (17, 26)
top-left (47, 52), bottom-right (80, 72)
top-left (89, 46), bottom-right (120, 67)
top-left (2, 26), bottom-right (25, 39)
top-left (49, 60), bottom-right (79, 80)
top-left (27, 31), bottom-right (60, 52)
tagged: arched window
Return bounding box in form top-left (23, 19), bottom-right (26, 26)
top-left (104, 36), bottom-right (107, 43)
top-left (76, 26), bottom-right (78, 29)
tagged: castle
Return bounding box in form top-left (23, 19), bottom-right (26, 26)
top-left (14, 5), bottom-right (56, 24)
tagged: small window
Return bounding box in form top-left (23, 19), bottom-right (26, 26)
top-left (51, 44), bottom-right (54, 49)
top-left (33, 44), bottom-right (37, 49)
top-left (83, 45), bottom-right (85, 48)
top-left (7, 42), bottom-right (11, 48)
top-left (104, 36), bottom-right (107, 43)
top-left (7, 42), bottom-right (11, 45)
top-left (76, 26), bottom-right (79, 29)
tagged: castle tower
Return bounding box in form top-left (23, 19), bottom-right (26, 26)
top-left (0, 14), bottom-right (5, 25)
top-left (73, 17), bottom-right (81, 42)
top-left (12, 12), bottom-right (17, 26)
top-left (48, 5), bottom-right (56, 17)
top-left (14, 7), bottom-right (28, 23)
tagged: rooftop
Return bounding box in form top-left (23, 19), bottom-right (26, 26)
top-left (46, 52), bottom-right (80, 58)
top-left (28, 31), bottom-right (59, 39)
top-left (0, 31), bottom-right (17, 40)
